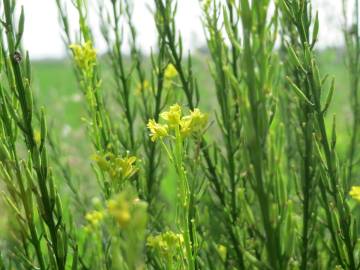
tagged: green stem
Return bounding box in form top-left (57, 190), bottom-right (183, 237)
top-left (174, 127), bottom-right (195, 270)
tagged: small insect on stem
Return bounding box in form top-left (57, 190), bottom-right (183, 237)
top-left (13, 51), bottom-right (22, 63)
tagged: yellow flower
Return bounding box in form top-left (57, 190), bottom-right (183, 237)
top-left (91, 153), bottom-right (111, 171)
top-left (85, 210), bottom-right (104, 226)
top-left (106, 190), bottom-right (147, 229)
top-left (164, 64), bottom-right (178, 79)
top-left (92, 152), bottom-right (138, 181)
top-left (148, 105), bottom-right (208, 141)
top-left (160, 104), bottom-right (182, 127)
top-left (147, 119), bottom-right (169, 141)
top-left (115, 156), bottom-right (138, 179)
top-left (181, 108), bottom-right (208, 135)
top-left (180, 118), bottom-right (192, 137)
top-left (33, 129), bottom-right (41, 146)
top-left (350, 186), bottom-right (360, 201)
top-left (69, 41), bottom-right (97, 72)
top-left (217, 244), bottom-right (227, 261)
top-left (147, 231), bottom-right (184, 257)
top-left (135, 80), bottom-right (150, 96)
top-left (147, 235), bottom-right (167, 253)
top-left (107, 198), bottom-right (131, 228)
top-left (188, 108), bottom-right (208, 131)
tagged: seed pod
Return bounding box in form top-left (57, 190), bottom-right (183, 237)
top-left (32, 147), bottom-right (41, 170)
top-left (25, 187), bottom-right (34, 219)
top-left (49, 173), bottom-right (56, 201)
top-left (331, 115), bottom-right (337, 151)
top-left (57, 230), bottom-right (65, 260)
top-left (312, 12), bottom-right (319, 48)
top-left (322, 78), bottom-right (335, 114)
top-left (23, 161), bottom-right (34, 188)
top-left (25, 52), bottom-right (31, 81)
top-left (15, 7), bottom-right (25, 49)
top-left (304, 43), bottom-right (312, 67)
top-left (55, 193), bottom-right (63, 216)
top-left (24, 79), bottom-right (33, 117)
top-left (41, 147), bottom-right (48, 178)
top-left (286, 76), bottom-right (314, 106)
top-left (288, 45), bottom-right (306, 73)
top-left (40, 108), bottom-right (47, 152)
top-left (311, 60), bottom-right (322, 98)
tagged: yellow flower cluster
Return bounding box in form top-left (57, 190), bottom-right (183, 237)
top-left (147, 104), bottom-right (208, 141)
top-left (69, 41), bottom-right (97, 72)
top-left (350, 186), bottom-right (360, 201)
top-left (107, 196), bottom-right (131, 228)
top-left (147, 119), bottom-right (169, 142)
top-left (181, 108), bottom-right (209, 135)
top-left (147, 231), bottom-right (184, 257)
top-left (92, 152), bottom-right (138, 182)
top-left (107, 192), bottom-right (148, 229)
top-left (160, 103), bottom-right (182, 127)
top-left (135, 80), bottom-right (150, 96)
top-left (84, 190), bottom-right (147, 231)
top-left (85, 210), bottom-right (104, 227)
top-left (163, 64), bottom-right (178, 89)
top-left (164, 64), bottom-right (178, 80)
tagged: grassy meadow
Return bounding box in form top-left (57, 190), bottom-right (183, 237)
top-left (26, 48), bottom-right (353, 225)
top-left (32, 48), bottom-right (351, 158)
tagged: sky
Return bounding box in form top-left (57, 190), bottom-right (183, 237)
top-left (16, 0), bottom-right (346, 59)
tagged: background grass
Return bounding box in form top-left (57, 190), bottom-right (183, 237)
top-left (30, 48), bottom-right (352, 195)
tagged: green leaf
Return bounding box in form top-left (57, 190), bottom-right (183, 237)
top-left (287, 45), bottom-right (306, 73)
top-left (331, 114), bottom-right (336, 150)
top-left (286, 76), bottom-right (314, 106)
top-left (15, 6), bottom-right (25, 49)
top-left (322, 77), bottom-right (335, 114)
top-left (40, 107), bottom-right (47, 152)
top-left (312, 12), bottom-right (319, 48)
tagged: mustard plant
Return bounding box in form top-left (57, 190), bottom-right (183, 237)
top-left (282, 0), bottom-right (358, 268)
top-left (204, 1), bottom-right (294, 268)
top-left (0, 0), bottom-right (75, 268)
top-left (342, 0), bottom-right (360, 189)
top-left (147, 104), bottom-right (208, 270)
top-left (1, 0), bottom-right (359, 269)
top-left (279, 4), bottom-right (319, 269)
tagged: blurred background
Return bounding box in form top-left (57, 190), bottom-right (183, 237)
top-left (14, 0), bottom-right (354, 175)
top-left (0, 0), bottom-right (355, 237)
top-left (20, 0), bottom-right (343, 59)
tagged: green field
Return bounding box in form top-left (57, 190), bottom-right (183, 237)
top-left (31, 48), bottom-right (352, 159)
